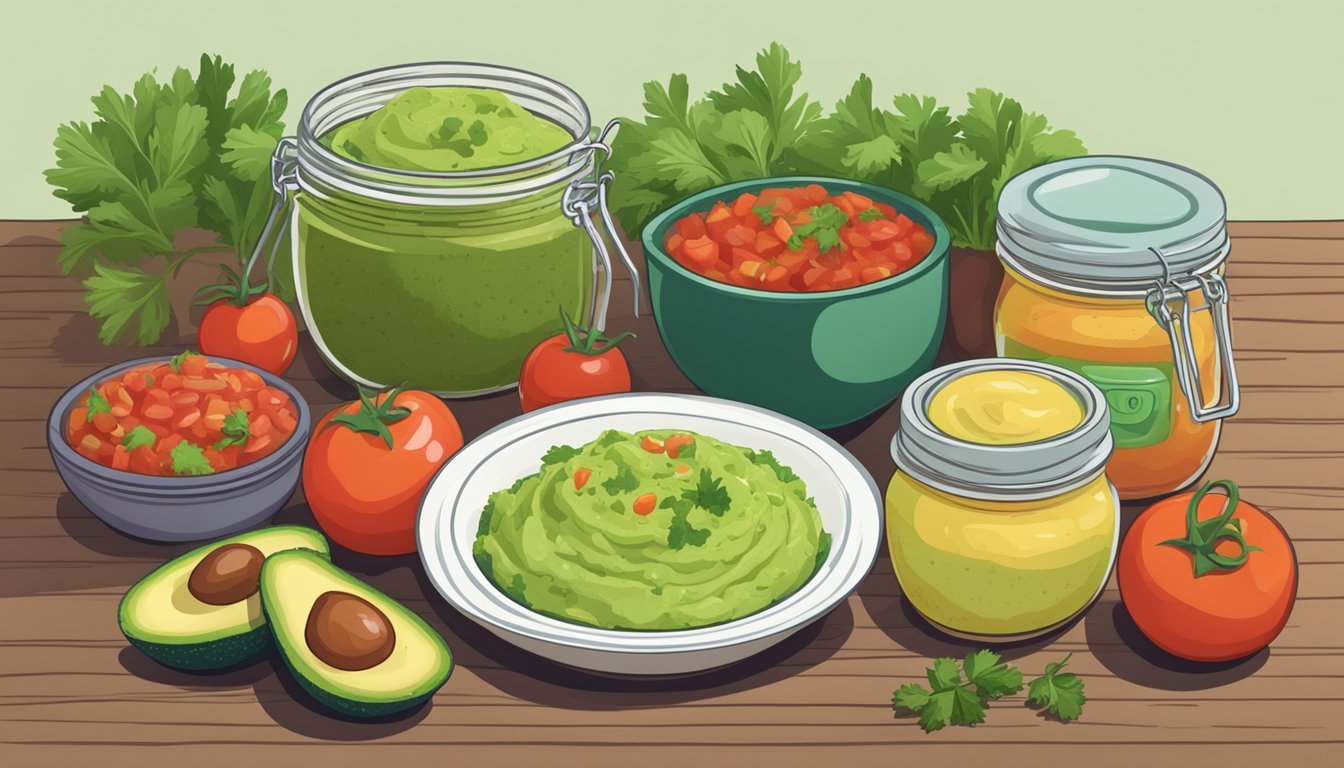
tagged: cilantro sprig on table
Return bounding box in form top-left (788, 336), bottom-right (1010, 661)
top-left (1026, 653), bottom-right (1087, 722)
top-left (892, 652), bottom-right (1086, 732)
top-left (893, 650), bottom-right (1023, 732)
top-left (45, 54), bottom-right (289, 346)
top-left (607, 44), bottom-right (1086, 251)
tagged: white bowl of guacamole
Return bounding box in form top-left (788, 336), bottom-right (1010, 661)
top-left (417, 393), bottom-right (882, 675)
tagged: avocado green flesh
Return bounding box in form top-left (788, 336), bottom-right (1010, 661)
top-left (260, 549), bottom-right (452, 717)
top-left (118, 527), bottom-right (329, 670)
top-left (473, 429), bottom-right (829, 631)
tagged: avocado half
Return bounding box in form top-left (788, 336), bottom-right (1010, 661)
top-left (260, 549), bottom-right (453, 718)
top-left (118, 526), bottom-right (330, 671)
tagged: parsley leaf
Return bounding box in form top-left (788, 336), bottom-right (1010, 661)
top-left (682, 469), bottom-right (731, 517)
top-left (85, 386), bottom-right (111, 418)
top-left (212, 408), bottom-right (250, 450)
top-left (120, 425), bottom-right (156, 450)
top-left (541, 444), bottom-right (582, 465)
top-left (84, 263), bottom-right (171, 346)
top-left (1026, 654), bottom-right (1086, 722)
top-left (662, 497), bottom-right (711, 550)
top-left (892, 651), bottom-right (1022, 733)
top-left (749, 449), bottom-right (799, 483)
top-left (963, 649), bottom-right (1024, 701)
top-left (601, 466), bottom-right (639, 496)
top-left (170, 441), bottom-right (215, 476)
top-left (787, 203), bottom-right (849, 254)
top-left (606, 44), bottom-right (820, 236)
top-left (857, 207), bottom-right (887, 222)
top-left (751, 201), bottom-right (777, 225)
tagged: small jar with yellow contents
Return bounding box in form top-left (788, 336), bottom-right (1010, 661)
top-left (886, 359), bottom-right (1119, 640)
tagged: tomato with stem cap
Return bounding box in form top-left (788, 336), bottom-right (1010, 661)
top-left (518, 309), bottom-right (636, 412)
top-left (195, 263), bottom-right (297, 375)
top-left (1118, 480), bottom-right (1297, 662)
top-left (303, 385), bottom-right (463, 555)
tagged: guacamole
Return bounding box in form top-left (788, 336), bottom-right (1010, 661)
top-left (298, 85), bottom-right (593, 394)
top-left (473, 429), bottom-right (831, 631)
top-left (327, 87), bottom-right (573, 172)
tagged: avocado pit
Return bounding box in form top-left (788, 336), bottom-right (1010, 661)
top-left (187, 543), bottom-right (264, 605)
top-left (305, 591), bottom-right (396, 671)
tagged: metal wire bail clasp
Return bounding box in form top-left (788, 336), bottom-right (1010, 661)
top-left (562, 120), bottom-right (640, 331)
top-left (1144, 247), bottom-right (1241, 423)
top-left (241, 138), bottom-right (299, 285)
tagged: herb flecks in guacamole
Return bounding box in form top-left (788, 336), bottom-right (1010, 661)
top-left (327, 86), bottom-right (572, 172)
top-left (473, 429), bottom-right (829, 631)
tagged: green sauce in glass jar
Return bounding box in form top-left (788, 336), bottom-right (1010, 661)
top-left (272, 64), bottom-right (635, 396)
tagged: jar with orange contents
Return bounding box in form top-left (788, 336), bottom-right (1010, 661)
top-left (993, 157), bottom-right (1240, 500)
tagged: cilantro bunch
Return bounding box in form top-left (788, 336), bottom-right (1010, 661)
top-left (45, 54), bottom-right (289, 346)
top-left (607, 44), bottom-right (1086, 251)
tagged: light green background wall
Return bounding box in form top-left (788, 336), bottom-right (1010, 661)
top-left (5, 0), bottom-right (1341, 219)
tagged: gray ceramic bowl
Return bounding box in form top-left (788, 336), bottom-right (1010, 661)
top-left (47, 356), bottom-right (311, 542)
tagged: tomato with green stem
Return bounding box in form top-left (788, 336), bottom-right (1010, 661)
top-left (1118, 480), bottom-right (1297, 662)
top-left (194, 202), bottom-right (299, 380)
top-left (303, 386), bottom-right (463, 556)
top-left (518, 310), bottom-right (636, 412)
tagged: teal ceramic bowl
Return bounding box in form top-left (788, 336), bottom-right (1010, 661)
top-left (642, 177), bottom-right (950, 429)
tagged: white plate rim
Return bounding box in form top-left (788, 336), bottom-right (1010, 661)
top-left (416, 392), bottom-right (882, 656)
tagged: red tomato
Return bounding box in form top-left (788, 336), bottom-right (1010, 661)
top-left (198, 293), bottom-right (298, 376)
top-left (303, 388), bottom-right (463, 556)
top-left (1118, 480), bottom-right (1297, 662)
top-left (519, 312), bottom-right (635, 412)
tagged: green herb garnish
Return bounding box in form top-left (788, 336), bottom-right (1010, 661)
top-left (786, 203), bottom-right (849, 253)
top-left (682, 469), bottom-right (730, 517)
top-left (542, 444), bottom-right (582, 465)
top-left (601, 466), bottom-right (639, 496)
top-left (170, 441), bottom-right (215, 476)
top-left (858, 207), bottom-right (887, 222)
top-left (748, 449), bottom-right (799, 483)
top-left (86, 387), bottom-right (111, 419)
top-left (120, 425), bottom-right (156, 450)
top-left (212, 408), bottom-right (250, 450)
top-left (661, 496), bottom-right (711, 550)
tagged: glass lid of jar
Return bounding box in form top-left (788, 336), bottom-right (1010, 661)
top-left (996, 155), bottom-right (1228, 295)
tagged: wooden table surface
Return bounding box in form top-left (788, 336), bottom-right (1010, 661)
top-left (1, 219), bottom-right (1341, 767)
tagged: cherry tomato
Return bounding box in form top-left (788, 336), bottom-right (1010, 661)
top-left (1118, 480), bottom-right (1297, 662)
top-left (519, 311), bottom-right (635, 412)
top-left (303, 387), bottom-right (463, 555)
top-left (198, 293), bottom-right (298, 376)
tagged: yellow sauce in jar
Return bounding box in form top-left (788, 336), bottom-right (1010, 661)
top-left (886, 472), bottom-right (1117, 637)
top-left (886, 360), bottom-right (1119, 639)
top-left (927, 370), bottom-right (1084, 445)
